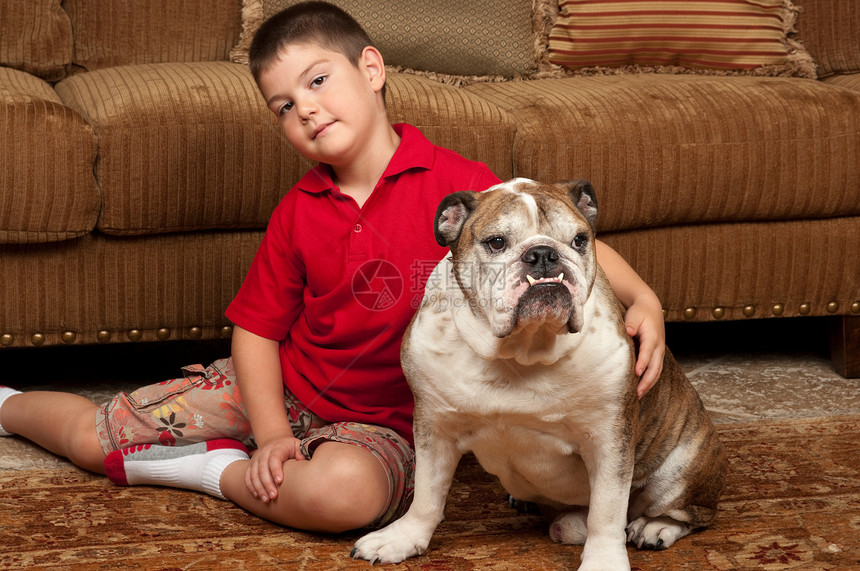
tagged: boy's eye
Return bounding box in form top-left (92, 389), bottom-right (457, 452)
top-left (278, 102), bottom-right (294, 115)
top-left (311, 75), bottom-right (327, 87)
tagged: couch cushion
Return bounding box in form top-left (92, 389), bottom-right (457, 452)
top-left (540, 0), bottom-right (815, 78)
top-left (0, 68), bottom-right (99, 244)
top-left (54, 61), bottom-right (299, 236)
top-left (231, 0), bottom-right (537, 78)
top-left (63, 0), bottom-right (243, 72)
top-left (466, 74), bottom-right (860, 232)
top-left (824, 73), bottom-right (860, 93)
top-left (794, 0), bottom-right (860, 77)
top-left (385, 73), bottom-right (515, 180)
top-left (0, 0), bottom-right (73, 82)
top-left (52, 63), bottom-right (513, 237)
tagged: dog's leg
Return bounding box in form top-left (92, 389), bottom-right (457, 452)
top-left (577, 439), bottom-right (634, 571)
top-left (351, 432), bottom-right (461, 564)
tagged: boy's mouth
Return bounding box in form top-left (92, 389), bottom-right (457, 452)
top-left (312, 121), bottom-right (334, 140)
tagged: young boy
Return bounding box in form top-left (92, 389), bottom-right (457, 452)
top-left (0, 1), bottom-right (665, 533)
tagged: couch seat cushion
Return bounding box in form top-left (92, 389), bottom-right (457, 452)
top-left (385, 72), bottom-right (515, 180)
top-left (466, 74), bottom-right (860, 232)
top-left (824, 74), bottom-right (860, 93)
top-left (55, 61), bottom-right (300, 236)
top-left (0, 67), bottom-right (99, 244)
top-left (53, 65), bottom-right (514, 236)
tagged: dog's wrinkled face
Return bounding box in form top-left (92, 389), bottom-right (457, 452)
top-left (435, 178), bottom-right (599, 338)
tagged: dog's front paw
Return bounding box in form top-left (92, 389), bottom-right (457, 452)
top-left (626, 516), bottom-right (691, 550)
top-left (351, 518), bottom-right (433, 564)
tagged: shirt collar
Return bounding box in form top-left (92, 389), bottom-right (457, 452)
top-left (297, 123), bottom-right (433, 194)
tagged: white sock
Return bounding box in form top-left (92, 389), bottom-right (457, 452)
top-left (105, 439), bottom-right (250, 500)
top-left (0, 387), bottom-right (22, 436)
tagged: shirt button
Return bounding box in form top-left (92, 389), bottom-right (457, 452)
top-left (354, 224), bottom-right (362, 233)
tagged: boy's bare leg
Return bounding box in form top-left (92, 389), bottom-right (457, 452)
top-left (1, 391), bottom-right (107, 473)
top-left (219, 441), bottom-right (391, 533)
top-left (2, 392), bottom-right (393, 533)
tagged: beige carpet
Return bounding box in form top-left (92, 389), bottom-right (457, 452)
top-left (0, 318), bottom-right (858, 569)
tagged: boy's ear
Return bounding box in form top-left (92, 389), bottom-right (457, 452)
top-left (360, 46), bottom-right (386, 93)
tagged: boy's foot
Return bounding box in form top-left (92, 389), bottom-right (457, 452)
top-left (105, 439), bottom-right (250, 500)
top-left (0, 387), bottom-right (22, 436)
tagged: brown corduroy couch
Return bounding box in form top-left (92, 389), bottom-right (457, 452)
top-left (1, 0), bottom-right (858, 376)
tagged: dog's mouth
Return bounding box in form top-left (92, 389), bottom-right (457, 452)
top-left (511, 274), bottom-right (574, 332)
top-left (526, 273), bottom-right (564, 287)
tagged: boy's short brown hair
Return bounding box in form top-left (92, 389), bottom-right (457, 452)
top-left (249, 1), bottom-right (379, 83)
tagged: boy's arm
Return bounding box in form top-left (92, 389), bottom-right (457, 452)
top-left (232, 325), bottom-right (305, 502)
top-left (595, 240), bottom-right (665, 398)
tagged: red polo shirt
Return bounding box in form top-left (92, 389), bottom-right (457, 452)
top-left (226, 124), bottom-right (500, 443)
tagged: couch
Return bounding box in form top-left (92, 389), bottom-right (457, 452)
top-left (1, 0), bottom-right (858, 376)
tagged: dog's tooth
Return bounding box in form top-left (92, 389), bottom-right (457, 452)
top-left (557, 273), bottom-right (564, 282)
top-left (527, 275), bottom-right (536, 286)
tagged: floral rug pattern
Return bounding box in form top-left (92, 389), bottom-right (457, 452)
top-left (0, 415), bottom-right (857, 570)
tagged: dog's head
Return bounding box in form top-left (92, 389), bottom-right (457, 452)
top-left (435, 178), bottom-right (599, 338)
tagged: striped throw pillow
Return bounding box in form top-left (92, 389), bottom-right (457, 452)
top-left (547, 0), bottom-right (810, 73)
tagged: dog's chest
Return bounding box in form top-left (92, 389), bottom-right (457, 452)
top-left (456, 411), bottom-right (597, 506)
top-left (411, 329), bottom-right (628, 505)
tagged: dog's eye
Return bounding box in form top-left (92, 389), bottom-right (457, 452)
top-left (573, 234), bottom-right (588, 251)
top-left (485, 236), bottom-right (507, 253)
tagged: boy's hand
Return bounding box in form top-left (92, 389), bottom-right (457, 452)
top-left (624, 297), bottom-right (666, 399)
top-left (245, 435), bottom-right (306, 502)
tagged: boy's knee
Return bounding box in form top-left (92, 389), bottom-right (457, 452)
top-left (298, 448), bottom-right (390, 531)
top-left (66, 418), bottom-right (107, 472)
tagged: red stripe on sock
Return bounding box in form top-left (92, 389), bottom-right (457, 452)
top-left (104, 450), bottom-right (129, 486)
top-left (205, 439), bottom-right (250, 454)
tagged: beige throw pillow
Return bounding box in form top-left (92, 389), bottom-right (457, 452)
top-left (231, 0), bottom-right (538, 78)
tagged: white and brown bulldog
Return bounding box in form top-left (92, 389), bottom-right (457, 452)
top-left (352, 178), bottom-right (727, 571)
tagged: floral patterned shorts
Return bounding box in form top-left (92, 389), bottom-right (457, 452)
top-left (96, 357), bottom-right (414, 527)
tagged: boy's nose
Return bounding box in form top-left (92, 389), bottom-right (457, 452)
top-left (295, 99), bottom-right (317, 120)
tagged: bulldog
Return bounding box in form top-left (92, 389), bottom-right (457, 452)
top-left (351, 178), bottom-right (727, 571)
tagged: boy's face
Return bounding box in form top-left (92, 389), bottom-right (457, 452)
top-left (257, 42), bottom-right (385, 167)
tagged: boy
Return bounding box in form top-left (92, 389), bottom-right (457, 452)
top-left (0, 1), bottom-right (664, 533)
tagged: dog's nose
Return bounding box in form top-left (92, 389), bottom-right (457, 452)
top-left (522, 245), bottom-right (559, 273)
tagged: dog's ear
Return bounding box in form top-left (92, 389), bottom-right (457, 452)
top-left (562, 180), bottom-right (598, 231)
top-left (435, 191), bottom-right (480, 247)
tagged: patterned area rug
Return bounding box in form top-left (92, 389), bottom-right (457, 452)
top-left (0, 415), bottom-right (857, 570)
